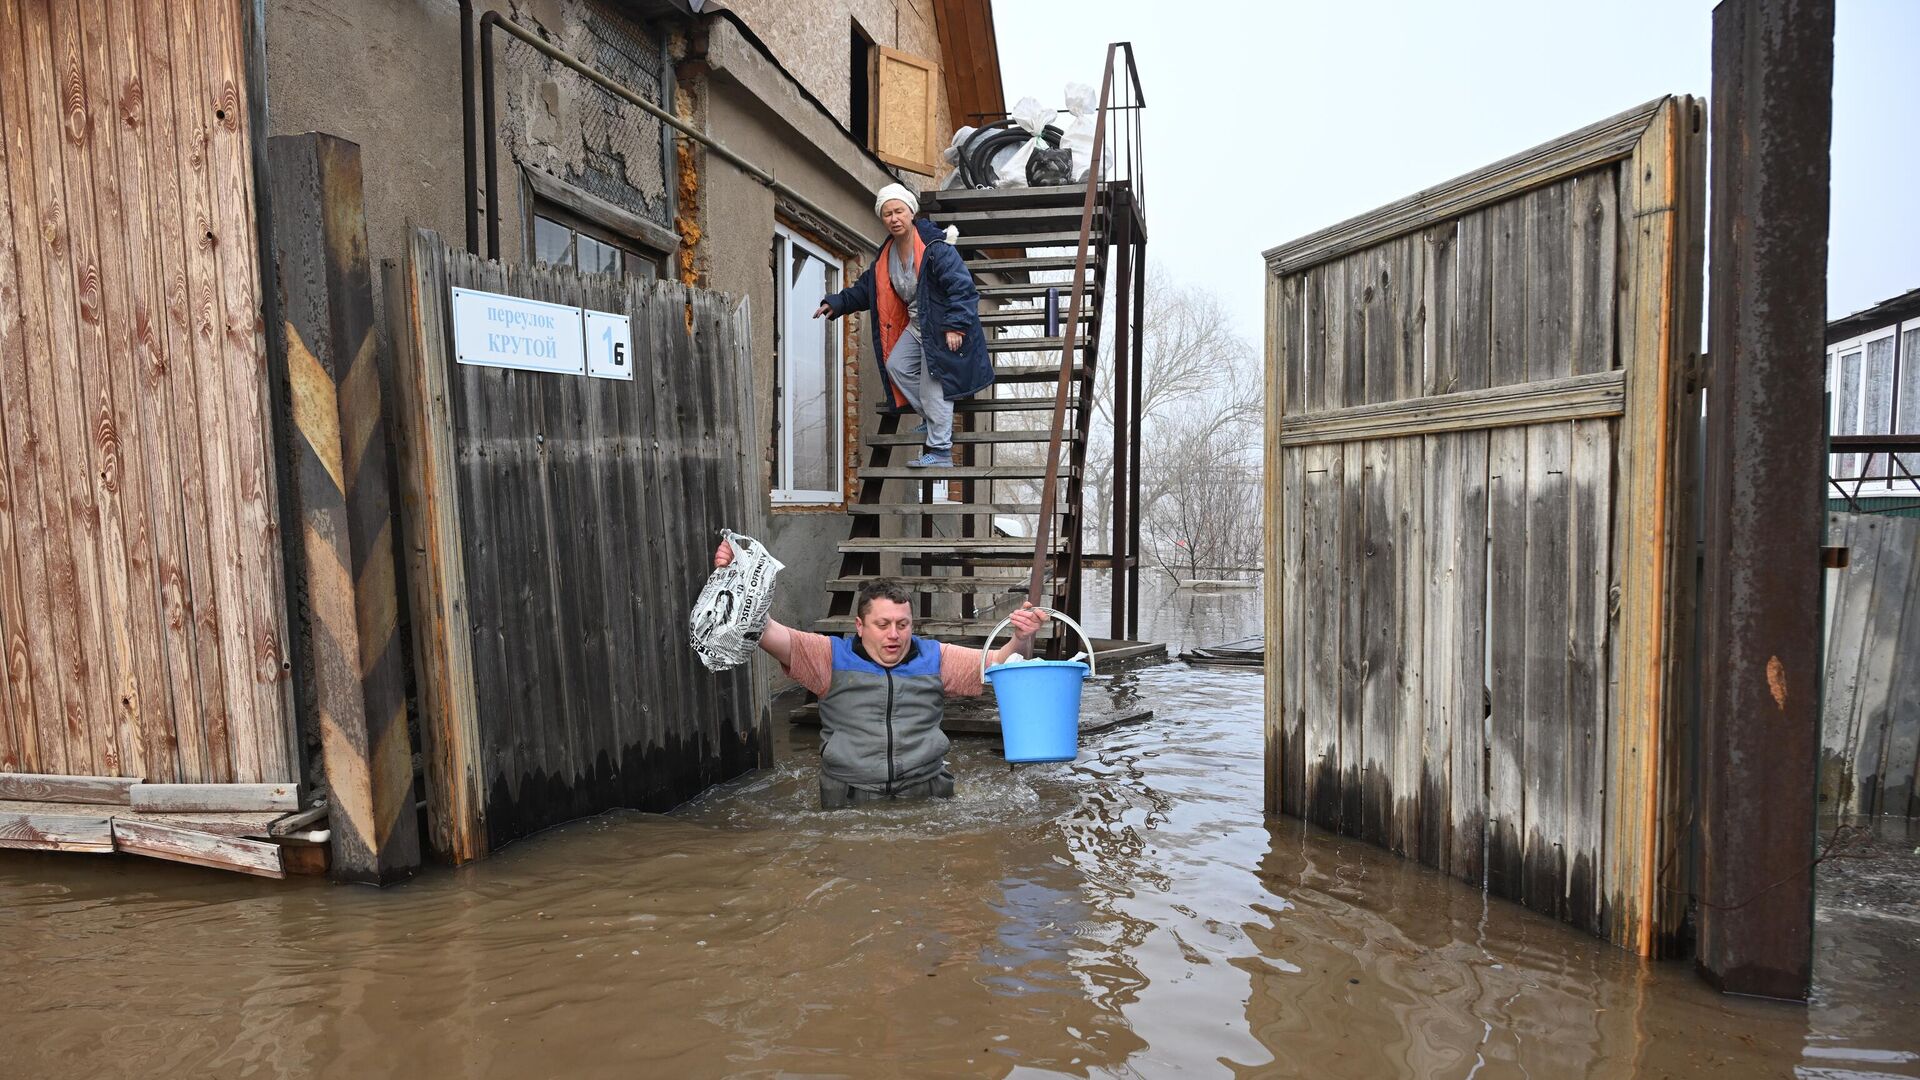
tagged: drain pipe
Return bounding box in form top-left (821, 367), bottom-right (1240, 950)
top-left (460, 0), bottom-right (479, 252)
top-left (476, 11), bottom-right (877, 260)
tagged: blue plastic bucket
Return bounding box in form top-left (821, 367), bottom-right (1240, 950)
top-left (981, 607), bottom-right (1097, 763)
top-left (986, 659), bottom-right (1090, 762)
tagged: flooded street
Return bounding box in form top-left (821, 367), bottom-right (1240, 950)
top-left (5, 581), bottom-right (1918, 1078)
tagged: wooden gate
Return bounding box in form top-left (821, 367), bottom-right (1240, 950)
top-left (1263, 98), bottom-right (1704, 953)
top-left (0, 0), bottom-right (295, 785)
top-left (388, 229), bottom-right (770, 862)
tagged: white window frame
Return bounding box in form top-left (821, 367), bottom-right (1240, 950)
top-left (772, 225), bottom-right (846, 505)
top-left (1826, 321), bottom-right (1905, 496)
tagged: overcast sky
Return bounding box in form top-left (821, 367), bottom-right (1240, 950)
top-left (995, 0), bottom-right (1920, 344)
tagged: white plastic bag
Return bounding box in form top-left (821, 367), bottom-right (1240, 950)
top-left (688, 529), bottom-right (784, 672)
top-left (1061, 114), bottom-right (1097, 182)
top-left (993, 137), bottom-right (1038, 188)
top-left (1062, 82), bottom-right (1096, 118)
top-left (1009, 95), bottom-right (1052, 136)
top-left (942, 125), bottom-right (975, 165)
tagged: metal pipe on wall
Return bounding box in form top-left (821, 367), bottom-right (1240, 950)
top-left (460, 0), bottom-right (479, 253)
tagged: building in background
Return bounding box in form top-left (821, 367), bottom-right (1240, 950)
top-left (1825, 287), bottom-right (1920, 514)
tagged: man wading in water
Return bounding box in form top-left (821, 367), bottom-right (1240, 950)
top-left (712, 542), bottom-right (1050, 808)
top-left (814, 182), bottom-right (992, 469)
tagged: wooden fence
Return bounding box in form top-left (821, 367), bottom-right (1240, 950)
top-left (1822, 511), bottom-right (1920, 818)
top-left (386, 229), bottom-right (770, 862)
top-left (1263, 97), bottom-right (1704, 954)
top-left (0, 0), bottom-right (295, 785)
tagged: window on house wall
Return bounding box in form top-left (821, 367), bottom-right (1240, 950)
top-left (531, 198), bottom-right (664, 280)
top-left (1827, 321), bottom-right (1918, 489)
top-left (772, 226), bottom-right (845, 505)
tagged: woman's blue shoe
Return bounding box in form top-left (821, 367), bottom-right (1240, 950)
top-left (905, 451), bottom-right (953, 468)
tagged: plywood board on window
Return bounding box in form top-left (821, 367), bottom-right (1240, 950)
top-left (873, 46), bottom-right (939, 175)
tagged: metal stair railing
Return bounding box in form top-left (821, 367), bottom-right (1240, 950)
top-left (1028, 43), bottom-right (1146, 621)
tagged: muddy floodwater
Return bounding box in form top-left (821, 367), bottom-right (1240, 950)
top-left (5, 582), bottom-right (1918, 1078)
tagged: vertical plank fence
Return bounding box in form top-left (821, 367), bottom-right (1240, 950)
top-left (1264, 98), bottom-right (1705, 953)
top-left (387, 229), bottom-right (770, 862)
top-left (1822, 511), bottom-right (1920, 818)
top-left (0, 0), bottom-right (295, 785)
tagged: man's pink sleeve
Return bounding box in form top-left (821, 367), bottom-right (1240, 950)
top-left (780, 630), bottom-right (835, 697)
top-left (941, 644), bottom-right (986, 696)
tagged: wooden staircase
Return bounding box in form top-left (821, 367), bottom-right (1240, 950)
top-left (816, 182), bottom-right (1124, 641)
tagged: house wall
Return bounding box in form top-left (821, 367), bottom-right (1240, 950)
top-left (264, 0), bottom-right (958, 647)
top-left (715, 0), bottom-right (952, 154)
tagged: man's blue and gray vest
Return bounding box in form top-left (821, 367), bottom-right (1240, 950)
top-left (819, 635), bottom-right (949, 792)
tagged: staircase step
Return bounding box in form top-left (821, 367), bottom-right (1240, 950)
top-left (981, 307), bottom-right (1092, 328)
top-left (856, 464), bottom-right (1074, 481)
top-left (978, 281), bottom-right (1098, 301)
top-left (954, 230), bottom-right (1091, 250)
top-left (967, 254), bottom-right (1094, 274)
top-left (826, 574), bottom-right (1033, 593)
top-left (924, 184), bottom-right (1088, 212)
top-left (866, 429), bottom-right (1080, 445)
top-left (837, 537), bottom-right (1063, 556)
top-left (997, 364), bottom-right (1087, 383)
top-left (937, 206), bottom-right (1106, 233)
top-left (986, 336), bottom-right (1066, 353)
top-left (953, 396), bottom-right (1081, 413)
top-left (843, 502), bottom-right (1051, 515)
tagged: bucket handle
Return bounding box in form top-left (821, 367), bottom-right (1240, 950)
top-left (980, 606), bottom-right (1097, 680)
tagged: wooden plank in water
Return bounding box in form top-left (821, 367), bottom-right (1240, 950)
top-left (0, 807), bottom-right (114, 852)
top-left (111, 818), bottom-right (285, 878)
top-left (1448, 430), bottom-right (1491, 884)
top-left (1521, 422), bottom-right (1572, 920)
top-left (1565, 418), bottom-right (1613, 931)
top-left (129, 782), bottom-right (300, 813)
top-left (1339, 442), bottom-right (1367, 833)
top-left (0, 773), bottom-right (141, 805)
top-left (1485, 425), bottom-right (1528, 900)
top-left (1279, 446), bottom-right (1307, 817)
top-left (1393, 435), bottom-right (1426, 859)
top-left (1301, 444), bottom-right (1342, 831)
top-left (1419, 433), bottom-right (1455, 873)
top-left (1354, 439), bottom-right (1393, 849)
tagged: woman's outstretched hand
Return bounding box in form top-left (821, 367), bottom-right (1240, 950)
top-left (814, 302), bottom-right (832, 319)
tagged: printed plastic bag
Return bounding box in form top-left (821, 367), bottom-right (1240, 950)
top-left (688, 529), bottom-right (784, 672)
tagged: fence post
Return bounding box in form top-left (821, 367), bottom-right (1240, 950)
top-left (1698, 0), bottom-right (1833, 1000)
top-left (266, 133), bottom-right (423, 883)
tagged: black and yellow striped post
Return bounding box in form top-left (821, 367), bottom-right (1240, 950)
top-left (267, 133), bottom-right (421, 883)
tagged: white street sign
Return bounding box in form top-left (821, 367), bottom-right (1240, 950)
top-left (450, 287), bottom-right (585, 375)
top-left (585, 309), bottom-right (633, 381)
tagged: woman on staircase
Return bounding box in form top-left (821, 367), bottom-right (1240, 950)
top-left (815, 183), bottom-right (992, 468)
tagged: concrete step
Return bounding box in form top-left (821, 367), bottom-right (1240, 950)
top-left (997, 364), bottom-right (1087, 383)
top-left (837, 537), bottom-right (1063, 556)
top-left (966, 254), bottom-right (1095, 274)
top-left (986, 335), bottom-right (1067, 353)
top-left (981, 307), bottom-right (1092, 328)
top-left (923, 184), bottom-right (1088, 212)
top-left (952, 396), bottom-right (1082, 413)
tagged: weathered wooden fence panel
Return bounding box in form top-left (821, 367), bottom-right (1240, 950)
top-left (388, 229), bottom-right (770, 861)
top-left (0, 0), bottom-right (295, 784)
top-left (1264, 98), bottom-right (1704, 953)
top-left (1822, 512), bottom-right (1920, 818)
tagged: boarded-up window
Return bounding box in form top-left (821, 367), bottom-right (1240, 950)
top-left (871, 46), bottom-right (939, 174)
